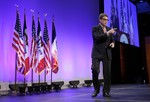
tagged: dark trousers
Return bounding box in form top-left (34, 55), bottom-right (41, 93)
top-left (91, 56), bottom-right (111, 93)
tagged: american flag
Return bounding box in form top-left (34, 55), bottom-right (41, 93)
top-left (12, 11), bottom-right (25, 74)
top-left (23, 12), bottom-right (30, 75)
top-left (35, 17), bottom-right (45, 74)
top-left (30, 15), bottom-right (37, 70)
top-left (43, 19), bottom-right (51, 74)
top-left (51, 19), bottom-right (58, 74)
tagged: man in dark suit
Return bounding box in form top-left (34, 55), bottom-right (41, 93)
top-left (91, 13), bottom-right (116, 97)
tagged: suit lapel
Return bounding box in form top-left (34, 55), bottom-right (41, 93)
top-left (97, 25), bottom-right (104, 33)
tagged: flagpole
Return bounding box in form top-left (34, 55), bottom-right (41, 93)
top-left (15, 53), bottom-right (18, 93)
top-left (14, 4), bottom-right (19, 94)
top-left (44, 13), bottom-right (47, 83)
top-left (38, 12), bottom-right (41, 85)
top-left (24, 76), bottom-right (26, 87)
top-left (38, 74), bottom-right (40, 84)
top-left (50, 15), bottom-right (59, 84)
top-left (50, 15), bottom-right (55, 85)
top-left (50, 58), bottom-right (53, 85)
top-left (31, 9), bottom-right (34, 85)
top-left (31, 69), bottom-right (33, 84)
top-left (50, 57), bottom-right (53, 85)
top-left (50, 66), bottom-right (52, 90)
top-left (23, 8), bottom-right (26, 88)
top-left (44, 70), bottom-right (46, 83)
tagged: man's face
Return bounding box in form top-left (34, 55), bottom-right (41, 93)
top-left (99, 16), bottom-right (108, 27)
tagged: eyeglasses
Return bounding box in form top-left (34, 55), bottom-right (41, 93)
top-left (102, 18), bottom-right (108, 21)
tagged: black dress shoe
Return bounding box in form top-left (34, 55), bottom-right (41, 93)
top-left (92, 90), bottom-right (99, 97)
top-left (103, 93), bottom-right (111, 97)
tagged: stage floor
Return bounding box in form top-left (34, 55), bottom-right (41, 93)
top-left (0, 84), bottom-right (150, 102)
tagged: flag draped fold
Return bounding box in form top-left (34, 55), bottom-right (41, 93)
top-left (51, 19), bottom-right (58, 74)
top-left (23, 12), bottom-right (30, 75)
top-left (30, 15), bottom-right (37, 70)
top-left (35, 17), bottom-right (45, 74)
top-left (12, 11), bottom-right (25, 74)
top-left (43, 19), bottom-right (51, 74)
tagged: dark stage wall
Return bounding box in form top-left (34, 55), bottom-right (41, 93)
top-left (145, 36), bottom-right (150, 84)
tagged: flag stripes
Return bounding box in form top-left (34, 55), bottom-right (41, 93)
top-left (12, 11), bottom-right (25, 74)
top-left (12, 11), bottom-right (58, 76)
top-left (30, 15), bottom-right (37, 70)
top-left (43, 19), bottom-right (51, 74)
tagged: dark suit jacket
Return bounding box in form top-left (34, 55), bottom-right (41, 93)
top-left (91, 24), bottom-right (115, 60)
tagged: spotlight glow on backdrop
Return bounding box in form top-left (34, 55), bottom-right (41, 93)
top-left (0, 0), bottom-right (100, 83)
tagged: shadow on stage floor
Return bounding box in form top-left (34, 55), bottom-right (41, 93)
top-left (0, 84), bottom-right (150, 102)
